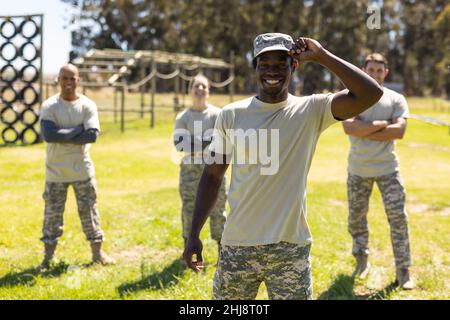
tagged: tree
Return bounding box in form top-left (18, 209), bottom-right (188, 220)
top-left (431, 3), bottom-right (450, 97)
top-left (61, 0), bottom-right (450, 96)
top-left (402, 0), bottom-right (448, 96)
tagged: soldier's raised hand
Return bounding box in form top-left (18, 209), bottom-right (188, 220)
top-left (288, 37), bottom-right (326, 65)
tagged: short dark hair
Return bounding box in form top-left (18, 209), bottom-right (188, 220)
top-left (364, 53), bottom-right (388, 68)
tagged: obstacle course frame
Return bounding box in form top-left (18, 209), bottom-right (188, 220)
top-left (0, 14), bottom-right (43, 145)
top-left (61, 48), bottom-right (235, 133)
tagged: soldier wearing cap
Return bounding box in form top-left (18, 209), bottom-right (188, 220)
top-left (184, 33), bottom-right (383, 299)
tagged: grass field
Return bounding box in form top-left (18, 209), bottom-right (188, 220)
top-left (0, 94), bottom-right (449, 300)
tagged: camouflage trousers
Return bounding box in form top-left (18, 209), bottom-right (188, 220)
top-left (347, 172), bottom-right (411, 268)
top-left (213, 242), bottom-right (312, 300)
top-left (179, 163), bottom-right (227, 244)
top-left (41, 178), bottom-right (105, 245)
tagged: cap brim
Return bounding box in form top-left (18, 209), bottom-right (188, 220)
top-left (254, 45), bottom-right (290, 58)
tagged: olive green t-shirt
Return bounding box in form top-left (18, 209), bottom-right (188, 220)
top-left (40, 94), bottom-right (100, 182)
top-left (209, 93), bottom-right (337, 246)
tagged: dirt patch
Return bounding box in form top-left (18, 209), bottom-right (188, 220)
top-left (366, 266), bottom-right (390, 291)
top-left (353, 285), bottom-right (377, 299)
top-left (329, 199), bottom-right (347, 208)
top-left (147, 247), bottom-right (180, 261)
top-left (408, 203), bottom-right (430, 214)
top-left (113, 245), bottom-right (180, 263)
top-left (438, 207), bottom-right (450, 216)
top-left (408, 203), bottom-right (450, 216)
top-left (114, 245), bottom-right (147, 262)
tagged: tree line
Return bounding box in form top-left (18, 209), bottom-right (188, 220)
top-left (62, 0), bottom-right (449, 97)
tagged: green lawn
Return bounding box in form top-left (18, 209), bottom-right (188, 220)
top-left (0, 95), bottom-right (449, 300)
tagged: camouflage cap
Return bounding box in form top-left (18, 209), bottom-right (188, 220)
top-left (253, 33), bottom-right (295, 59)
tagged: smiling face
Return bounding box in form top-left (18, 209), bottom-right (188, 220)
top-left (363, 60), bottom-right (389, 86)
top-left (190, 75), bottom-right (210, 101)
top-left (255, 50), bottom-right (294, 103)
top-left (58, 64), bottom-right (80, 100)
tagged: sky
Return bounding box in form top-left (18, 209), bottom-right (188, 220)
top-left (2, 0), bottom-right (74, 75)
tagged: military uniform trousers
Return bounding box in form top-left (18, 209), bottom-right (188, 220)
top-left (347, 171), bottom-right (411, 268)
top-left (41, 178), bottom-right (105, 245)
top-left (179, 162), bottom-right (227, 244)
top-left (213, 242), bottom-right (312, 300)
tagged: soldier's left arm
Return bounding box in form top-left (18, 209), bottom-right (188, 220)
top-left (67, 128), bottom-right (99, 145)
top-left (364, 117), bottom-right (407, 141)
top-left (67, 100), bottom-right (100, 145)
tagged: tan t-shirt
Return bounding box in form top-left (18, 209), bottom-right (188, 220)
top-left (348, 87), bottom-right (409, 177)
top-left (40, 94), bottom-right (100, 182)
top-left (209, 93), bottom-right (337, 246)
top-left (173, 104), bottom-right (221, 163)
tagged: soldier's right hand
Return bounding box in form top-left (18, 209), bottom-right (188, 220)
top-left (183, 237), bottom-right (204, 272)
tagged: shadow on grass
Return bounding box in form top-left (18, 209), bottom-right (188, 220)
top-left (0, 261), bottom-right (70, 288)
top-left (318, 274), bottom-right (356, 300)
top-left (318, 274), bottom-right (400, 300)
top-left (0, 140), bottom-right (42, 148)
top-left (117, 258), bottom-right (186, 297)
top-left (0, 144), bottom-right (27, 149)
top-left (365, 281), bottom-right (400, 300)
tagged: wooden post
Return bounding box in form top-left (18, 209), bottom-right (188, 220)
top-left (174, 66), bottom-right (179, 115)
top-left (230, 51), bottom-right (235, 103)
top-left (150, 60), bottom-right (156, 128)
top-left (140, 66), bottom-right (145, 118)
top-left (120, 86), bottom-right (125, 133)
top-left (140, 86), bottom-right (145, 118)
top-left (181, 76), bottom-right (186, 109)
top-left (113, 87), bottom-right (118, 123)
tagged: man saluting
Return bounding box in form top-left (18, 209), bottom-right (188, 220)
top-left (184, 33), bottom-right (383, 300)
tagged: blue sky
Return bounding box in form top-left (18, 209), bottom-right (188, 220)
top-left (2, 0), bottom-right (73, 75)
